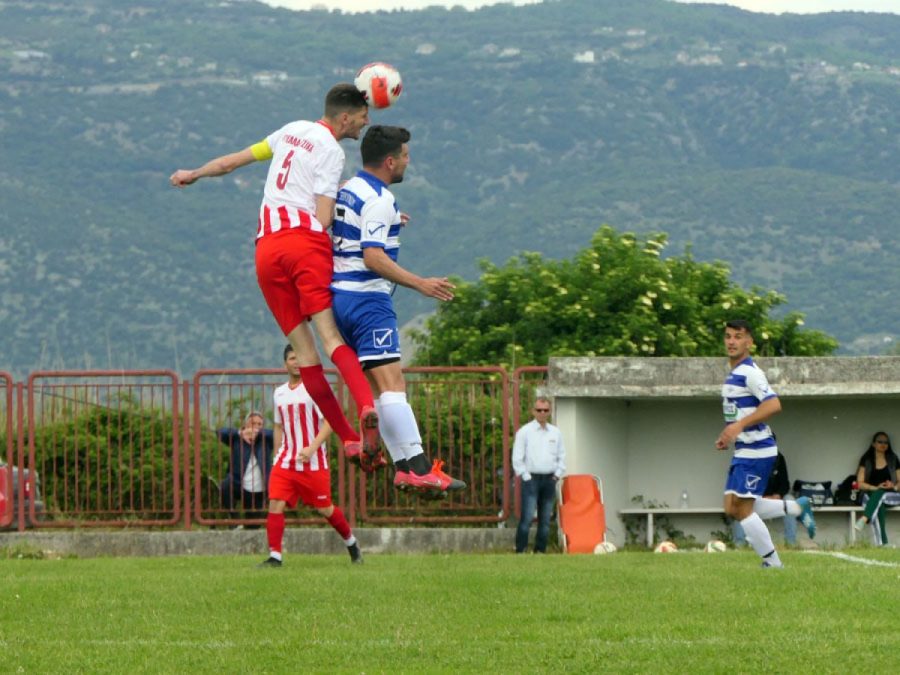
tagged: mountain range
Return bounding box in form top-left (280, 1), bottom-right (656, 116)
top-left (1, 0), bottom-right (898, 377)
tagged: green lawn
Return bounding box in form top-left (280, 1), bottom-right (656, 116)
top-left (1, 548), bottom-right (897, 673)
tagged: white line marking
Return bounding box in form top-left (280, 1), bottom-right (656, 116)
top-left (803, 550), bottom-right (900, 568)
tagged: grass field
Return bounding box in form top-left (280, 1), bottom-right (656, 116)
top-left (2, 547), bottom-right (898, 673)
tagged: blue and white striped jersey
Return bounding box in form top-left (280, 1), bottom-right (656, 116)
top-left (331, 170), bottom-right (402, 295)
top-left (721, 357), bottom-right (778, 459)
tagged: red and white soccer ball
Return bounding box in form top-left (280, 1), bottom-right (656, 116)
top-left (704, 539), bottom-right (727, 553)
top-left (593, 541), bottom-right (618, 555)
top-left (654, 540), bottom-right (678, 553)
top-left (354, 62), bottom-right (403, 109)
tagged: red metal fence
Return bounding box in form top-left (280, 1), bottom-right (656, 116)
top-left (2, 366), bottom-right (546, 531)
top-left (356, 367), bottom-right (510, 525)
top-left (25, 371), bottom-right (181, 528)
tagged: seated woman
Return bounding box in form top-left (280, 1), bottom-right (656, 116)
top-left (854, 431), bottom-right (900, 546)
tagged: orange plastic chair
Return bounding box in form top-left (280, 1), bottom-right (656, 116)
top-left (556, 474), bottom-right (606, 553)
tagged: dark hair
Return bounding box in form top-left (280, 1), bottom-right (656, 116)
top-left (324, 83), bottom-right (368, 117)
top-left (866, 431), bottom-right (893, 455)
top-left (283, 343), bottom-right (295, 362)
top-left (725, 319), bottom-right (753, 337)
top-left (858, 431), bottom-right (898, 480)
top-left (361, 125), bottom-right (411, 166)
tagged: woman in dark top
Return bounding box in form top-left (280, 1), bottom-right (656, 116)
top-left (854, 431), bottom-right (900, 545)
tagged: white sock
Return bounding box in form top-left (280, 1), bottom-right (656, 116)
top-left (741, 513), bottom-right (781, 564)
top-left (379, 391), bottom-right (424, 461)
top-left (753, 497), bottom-right (787, 520)
top-left (373, 398), bottom-right (403, 463)
top-left (269, 551), bottom-right (282, 561)
top-left (785, 500), bottom-right (801, 517)
top-left (344, 534), bottom-right (356, 547)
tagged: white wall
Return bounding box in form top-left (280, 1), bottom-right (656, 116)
top-left (556, 394), bottom-right (900, 547)
top-left (556, 398), bottom-right (628, 531)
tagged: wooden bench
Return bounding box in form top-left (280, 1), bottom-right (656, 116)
top-left (620, 506), bottom-right (865, 548)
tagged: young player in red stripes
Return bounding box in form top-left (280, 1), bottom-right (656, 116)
top-left (259, 344), bottom-right (362, 567)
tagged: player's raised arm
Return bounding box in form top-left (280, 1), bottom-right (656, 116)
top-left (169, 144), bottom-right (265, 188)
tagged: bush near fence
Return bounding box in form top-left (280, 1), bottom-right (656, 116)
top-left (30, 398), bottom-right (181, 520)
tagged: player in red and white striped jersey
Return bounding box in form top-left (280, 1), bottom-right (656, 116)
top-left (169, 83), bottom-right (383, 472)
top-left (259, 344), bottom-right (362, 567)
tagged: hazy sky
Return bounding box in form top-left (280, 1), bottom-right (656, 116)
top-left (259, 0), bottom-right (900, 14)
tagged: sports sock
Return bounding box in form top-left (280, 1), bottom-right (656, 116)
top-left (326, 507), bottom-right (352, 540)
top-left (299, 364), bottom-right (358, 443)
top-left (344, 534), bottom-right (357, 547)
top-left (785, 500), bottom-right (801, 517)
top-left (753, 497), bottom-right (787, 520)
top-left (762, 550), bottom-right (783, 567)
top-left (374, 398), bottom-right (403, 463)
top-left (330, 345), bottom-right (375, 414)
top-left (740, 513), bottom-right (780, 563)
top-left (394, 459), bottom-right (410, 472)
top-left (408, 454), bottom-right (430, 476)
top-left (379, 391), bottom-right (425, 462)
top-left (267, 512), bottom-right (285, 558)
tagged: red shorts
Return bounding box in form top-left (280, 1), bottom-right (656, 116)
top-left (267, 463), bottom-right (333, 509)
top-left (255, 229), bottom-right (334, 334)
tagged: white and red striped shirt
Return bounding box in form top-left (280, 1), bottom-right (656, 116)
top-left (272, 381), bottom-right (329, 472)
top-left (256, 119), bottom-right (344, 240)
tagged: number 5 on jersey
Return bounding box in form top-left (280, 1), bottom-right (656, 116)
top-left (276, 150), bottom-right (295, 190)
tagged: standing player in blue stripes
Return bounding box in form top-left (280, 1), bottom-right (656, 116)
top-left (716, 319), bottom-right (816, 567)
top-left (330, 125), bottom-right (466, 495)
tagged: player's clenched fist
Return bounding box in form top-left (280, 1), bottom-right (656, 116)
top-left (169, 170), bottom-right (197, 187)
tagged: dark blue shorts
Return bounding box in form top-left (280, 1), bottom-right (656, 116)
top-left (724, 456), bottom-right (777, 498)
top-left (332, 290), bottom-right (401, 363)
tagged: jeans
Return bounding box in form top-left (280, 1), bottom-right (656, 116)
top-left (220, 479), bottom-right (267, 525)
top-left (516, 475), bottom-right (557, 553)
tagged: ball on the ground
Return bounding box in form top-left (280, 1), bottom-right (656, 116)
top-left (654, 540), bottom-right (678, 553)
top-left (354, 62), bottom-right (403, 109)
top-left (593, 541), bottom-right (617, 554)
top-left (704, 539), bottom-right (727, 553)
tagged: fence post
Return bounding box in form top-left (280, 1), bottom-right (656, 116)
top-left (17, 382), bottom-right (25, 532)
top-left (182, 380), bottom-right (191, 530)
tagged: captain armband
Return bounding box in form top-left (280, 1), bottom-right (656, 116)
top-left (250, 140), bottom-right (273, 161)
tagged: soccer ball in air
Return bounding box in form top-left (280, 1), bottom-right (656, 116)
top-left (654, 540), bottom-right (678, 553)
top-left (704, 539), bottom-right (727, 553)
top-left (593, 541), bottom-right (618, 554)
top-left (354, 62), bottom-right (403, 109)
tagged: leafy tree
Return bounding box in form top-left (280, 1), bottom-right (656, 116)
top-left (411, 226), bottom-right (838, 367)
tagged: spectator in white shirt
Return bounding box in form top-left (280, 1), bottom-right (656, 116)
top-left (513, 397), bottom-right (566, 553)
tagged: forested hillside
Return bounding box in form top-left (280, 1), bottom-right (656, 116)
top-left (1, 0), bottom-right (898, 375)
